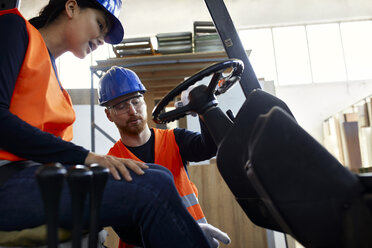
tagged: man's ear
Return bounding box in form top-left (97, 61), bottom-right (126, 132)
top-left (105, 108), bottom-right (114, 122)
top-left (65, 0), bottom-right (78, 18)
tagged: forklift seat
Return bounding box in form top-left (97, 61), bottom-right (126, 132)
top-left (215, 90), bottom-right (372, 247)
top-left (247, 106), bottom-right (372, 247)
top-left (216, 89), bottom-right (294, 231)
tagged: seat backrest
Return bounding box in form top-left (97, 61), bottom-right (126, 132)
top-left (216, 89), bottom-right (293, 231)
top-left (248, 107), bottom-right (372, 247)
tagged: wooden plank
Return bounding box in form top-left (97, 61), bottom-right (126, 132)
top-left (93, 51), bottom-right (241, 73)
top-left (344, 112), bottom-right (358, 122)
top-left (357, 102), bottom-right (370, 127)
top-left (188, 161), bottom-right (268, 248)
top-left (359, 127), bottom-right (372, 167)
top-left (130, 62), bottom-right (215, 72)
top-left (334, 114), bottom-right (346, 165)
top-left (342, 121), bottom-right (362, 171)
top-left (323, 115), bottom-right (346, 165)
top-left (103, 162), bottom-right (268, 248)
top-left (104, 227), bottom-right (119, 248)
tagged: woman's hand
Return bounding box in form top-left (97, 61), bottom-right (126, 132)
top-left (84, 152), bottom-right (148, 181)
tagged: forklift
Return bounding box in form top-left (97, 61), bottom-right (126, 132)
top-left (152, 1), bottom-right (372, 248)
top-left (2, 0), bottom-right (372, 247)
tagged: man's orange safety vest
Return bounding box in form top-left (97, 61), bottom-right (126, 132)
top-left (0, 9), bottom-right (75, 161)
top-left (108, 128), bottom-right (206, 222)
top-left (109, 128), bottom-right (207, 248)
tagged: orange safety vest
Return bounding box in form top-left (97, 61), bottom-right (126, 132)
top-left (109, 129), bottom-right (207, 248)
top-left (0, 9), bottom-right (75, 161)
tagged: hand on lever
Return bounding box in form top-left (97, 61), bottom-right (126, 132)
top-left (199, 223), bottom-right (231, 247)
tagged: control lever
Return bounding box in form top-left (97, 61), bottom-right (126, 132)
top-left (67, 165), bottom-right (93, 248)
top-left (36, 163), bottom-right (67, 248)
top-left (88, 164), bottom-right (109, 248)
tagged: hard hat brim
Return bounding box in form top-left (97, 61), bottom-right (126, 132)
top-left (95, 0), bottom-right (124, 44)
top-left (104, 15), bottom-right (124, 44)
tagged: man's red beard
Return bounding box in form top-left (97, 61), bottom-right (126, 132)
top-left (117, 116), bottom-right (147, 135)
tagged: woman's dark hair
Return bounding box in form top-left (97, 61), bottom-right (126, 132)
top-left (29, 0), bottom-right (111, 29)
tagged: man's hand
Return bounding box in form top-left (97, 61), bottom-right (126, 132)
top-left (199, 223), bottom-right (231, 247)
top-left (84, 152), bottom-right (148, 181)
top-left (178, 85), bottom-right (197, 117)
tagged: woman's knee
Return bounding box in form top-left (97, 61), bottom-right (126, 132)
top-left (140, 166), bottom-right (176, 194)
top-left (146, 163), bottom-right (173, 177)
top-left (99, 168), bottom-right (180, 226)
top-left (103, 166), bottom-right (177, 207)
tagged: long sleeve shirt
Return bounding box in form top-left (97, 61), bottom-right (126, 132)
top-left (0, 13), bottom-right (89, 165)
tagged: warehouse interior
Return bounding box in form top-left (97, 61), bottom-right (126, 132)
top-left (4, 0), bottom-right (372, 247)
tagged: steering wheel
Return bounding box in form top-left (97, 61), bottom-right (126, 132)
top-left (152, 59), bottom-right (244, 124)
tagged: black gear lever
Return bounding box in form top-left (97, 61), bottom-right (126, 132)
top-left (36, 163), bottom-right (67, 248)
top-left (88, 164), bottom-right (109, 248)
top-left (67, 165), bottom-right (93, 248)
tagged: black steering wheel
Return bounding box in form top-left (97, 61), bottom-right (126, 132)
top-left (152, 59), bottom-right (244, 124)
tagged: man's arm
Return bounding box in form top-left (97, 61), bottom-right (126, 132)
top-left (174, 118), bottom-right (217, 163)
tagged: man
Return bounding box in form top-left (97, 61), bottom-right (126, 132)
top-left (98, 66), bottom-right (230, 248)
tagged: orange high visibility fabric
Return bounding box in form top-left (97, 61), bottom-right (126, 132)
top-left (109, 129), bottom-right (206, 248)
top-left (0, 9), bottom-right (75, 161)
top-left (108, 129), bottom-right (205, 220)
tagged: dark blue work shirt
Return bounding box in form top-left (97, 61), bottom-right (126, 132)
top-left (127, 125), bottom-right (217, 169)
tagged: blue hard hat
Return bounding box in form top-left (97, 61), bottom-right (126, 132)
top-left (95, 0), bottom-right (124, 44)
top-left (98, 66), bottom-right (146, 105)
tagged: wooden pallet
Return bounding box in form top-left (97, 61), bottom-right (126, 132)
top-left (112, 37), bottom-right (156, 58)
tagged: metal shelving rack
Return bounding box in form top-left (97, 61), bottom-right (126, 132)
top-left (89, 0), bottom-right (261, 152)
top-left (89, 51), bottom-right (233, 151)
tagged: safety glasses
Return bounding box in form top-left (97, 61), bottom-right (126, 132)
top-left (107, 95), bottom-right (144, 115)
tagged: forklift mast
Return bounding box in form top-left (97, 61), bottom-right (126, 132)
top-left (203, 0), bottom-right (261, 97)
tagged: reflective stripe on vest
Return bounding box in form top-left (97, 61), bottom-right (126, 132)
top-left (0, 160), bottom-right (11, 167)
top-left (0, 9), bottom-right (75, 161)
top-left (183, 192), bottom-right (207, 223)
top-left (108, 128), bottom-right (206, 223)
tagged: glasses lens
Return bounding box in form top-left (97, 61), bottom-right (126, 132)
top-left (112, 95), bottom-right (143, 115)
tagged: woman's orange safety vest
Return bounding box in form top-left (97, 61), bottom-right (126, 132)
top-left (0, 9), bottom-right (75, 161)
top-left (109, 128), bottom-right (207, 248)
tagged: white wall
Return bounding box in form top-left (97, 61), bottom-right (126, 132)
top-left (275, 80), bottom-right (372, 143)
top-left (20, 0), bottom-right (372, 37)
top-left (19, 0), bottom-right (372, 150)
top-left (119, 0), bottom-right (372, 37)
top-left (72, 105), bottom-right (120, 154)
top-left (71, 79), bottom-right (372, 153)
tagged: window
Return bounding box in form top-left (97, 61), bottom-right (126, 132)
top-left (58, 44), bottom-right (114, 89)
top-left (58, 52), bottom-right (91, 89)
top-left (272, 26), bottom-right (312, 85)
top-left (239, 28), bottom-right (277, 82)
top-left (340, 21), bottom-right (372, 80)
top-left (306, 23), bottom-right (347, 83)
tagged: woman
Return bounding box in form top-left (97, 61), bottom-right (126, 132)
top-left (0, 0), bottom-right (212, 247)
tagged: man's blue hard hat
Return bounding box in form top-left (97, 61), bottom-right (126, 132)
top-left (98, 66), bottom-right (146, 106)
top-left (95, 0), bottom-right (124, 44)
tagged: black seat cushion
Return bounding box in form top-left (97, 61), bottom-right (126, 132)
top-left (248, 106), bottom-right (368, 247)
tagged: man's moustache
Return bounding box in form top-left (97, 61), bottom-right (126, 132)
top-left (127, 117), bottom-right (142, 122)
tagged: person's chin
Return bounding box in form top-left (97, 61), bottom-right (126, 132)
top-left (72, 47), bottom-right (88, 59)
top-left (73, 51), bottom-right (87, 59)
top-left (128, 123), bottom-right (146, 134)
